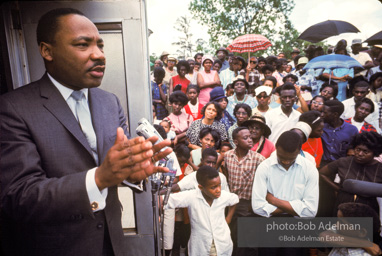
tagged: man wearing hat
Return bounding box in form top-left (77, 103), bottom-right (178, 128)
top-left (226, 75), bottom-right (258, 120)
top-left (350, 39), bottom-right (374, 77)
top-left (288, 48), bottom-right (300, 70)
top-left (216, 47), bottom-right (230, 72)
top-left (163, 55), bottom-right (178, 86)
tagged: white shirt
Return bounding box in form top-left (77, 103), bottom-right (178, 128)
top-left (178, 171), bottom-right (230, 192)
top-left (264, 106), bottom-right (301, 143)
top-left (350, 52), bottom-right (372, 77)
top-left (166, 189), bottom-right (239, 256)
top-left (341, 97), bottom-right (380, 133)
top-left (48, 74), bottom-right (107, 212)
top-left (252, 154), bottom-right (319, 218)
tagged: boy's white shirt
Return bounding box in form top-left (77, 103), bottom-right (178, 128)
top-left (165, 189), bottom-right (239, 256)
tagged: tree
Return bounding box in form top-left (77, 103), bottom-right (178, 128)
top-left (172, 16), bottom-right (194, 60)
top-left (189, 0), bottom-right (310, 59)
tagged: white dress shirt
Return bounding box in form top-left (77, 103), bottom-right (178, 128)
top-left (178, 171), bottom-right (229, 192)
top-left (252, 154), bottom-right (319, 218)
top-left (48, 74), bottom-right (107, 212)
top-left (341, 96), bottom-right (380, 133)
top-left (166, 189), bottom-right (239, 256)
top-left (264, 106), bottom-right (301, 143)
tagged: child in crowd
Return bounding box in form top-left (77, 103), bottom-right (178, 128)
top-left (172, 148), bottom-right (229, 193)
top-left (189, 127), bottom-right (220, 170)
top-left (165, 166), bottom-right (239, 256)
top-left (159, 120), bottom-right (177, 144)
top-left (218, 142), bottom-right (233, 177)
top-left (163, 91), bottom-right (194, 145)
top-left (184, 84), bottom-right (203, 120)
top-left (151, 67), bottom-right (168, 120)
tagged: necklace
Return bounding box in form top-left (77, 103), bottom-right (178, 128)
top-left (306, 139), bottom-right (318, 157)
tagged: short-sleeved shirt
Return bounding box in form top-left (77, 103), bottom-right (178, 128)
top-left (224, 149), bottom-right (265, 200)
top-left (321, 121), bottom-right (358, 162)
top-left (151, 81), bottom-right (168, 120)
top-left (226, 95), bottom-right (258, 122)
top-left (163, 112), bottom-right (194, 134)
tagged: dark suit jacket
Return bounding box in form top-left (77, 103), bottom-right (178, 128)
top-left (0, 74), bottom-right (128, 255)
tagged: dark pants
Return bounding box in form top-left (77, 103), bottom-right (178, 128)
top-left (230, 199), bottom-right (258, 256)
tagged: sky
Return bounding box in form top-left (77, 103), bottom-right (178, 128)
top-left (146, 0), bottom-right (382, 58)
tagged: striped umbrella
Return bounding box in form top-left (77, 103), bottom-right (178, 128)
top-left (303, 54), bottom-right (362, 70)
top-left (303, 54), bottom-right (362, 83)
top-left (226, 34), bottom-right (272, 59)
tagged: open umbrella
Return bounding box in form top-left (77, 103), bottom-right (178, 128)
top-left (303, 54), bottom-right (363, 83)
top-left (226, 34), bottom-right (271, 59)
top-left (297, 20), bottom-right (360, 43)
top-left (364, 30), bottom-right (382, 46)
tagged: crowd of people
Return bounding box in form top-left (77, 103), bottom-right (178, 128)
top-left (152, 39), bottom-right (382, 256)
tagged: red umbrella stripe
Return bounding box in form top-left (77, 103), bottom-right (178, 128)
top-left (227, 34), bottom-right (272, 53)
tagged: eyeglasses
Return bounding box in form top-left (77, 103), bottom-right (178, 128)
top-left (168, 60), bottom-right (176, 64)
top-left (256, 95), bottom-right (269, 99)
top-left (250, 61), bottom-right (257, 64)
top-left (312, 100), bottom-right (324, 105)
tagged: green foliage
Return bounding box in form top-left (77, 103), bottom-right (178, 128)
top-left (188, 0), bottom-right (327, 59)
top-left (172, 16), bottom-right (194, 59)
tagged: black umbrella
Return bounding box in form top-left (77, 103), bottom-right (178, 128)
top-left (364, 30), bottom-right (382, 46)
top-left (297, 20), bottom-right (360, 43)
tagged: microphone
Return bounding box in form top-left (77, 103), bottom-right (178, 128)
top-left (342, 179), bottom-right (382, 197)
top-left (162, 158), bottom-right (177, 206)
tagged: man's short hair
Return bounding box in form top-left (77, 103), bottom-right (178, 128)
top-left (202, 148), bottom-right (218, 160)
top-left (232, 127), bottom-right (249, 140)
top-left (280, 82), bottom-right (296, 94)
top-left (37, 8), bottom-right (85, 45)
top-left (196, 165), bottom-right (219, 187)
top-left (194, 53), bottom-right (204, 60)
top-left (324, 100), bottom-right (345, 116)
top-left (353, 80), bottom-right (370, 89)
top-left (282, 74), bottom-right (298, 83)
top-left (276, 131), bottom-right (302, 152)
top-left (186, 84), bottom-right (200, 94)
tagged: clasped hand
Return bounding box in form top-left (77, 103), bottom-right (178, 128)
top-left (95, 127), bottom-right (172, 190)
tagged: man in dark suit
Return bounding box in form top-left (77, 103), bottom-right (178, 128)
top-left (0, 8), bottom-right (171, 256)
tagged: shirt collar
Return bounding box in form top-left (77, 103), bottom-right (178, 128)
top-left (47, 73), bottom-right (89, 101)
top-left (269, 152), bottom-right (303, 169)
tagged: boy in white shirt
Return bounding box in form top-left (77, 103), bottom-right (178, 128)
top-left (165, 166), bottom-right (239, 256)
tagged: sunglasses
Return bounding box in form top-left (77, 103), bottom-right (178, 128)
top-left (250, 61), bottom-right (257, 64)
top-left (256, 95), bottom-right (269, 99)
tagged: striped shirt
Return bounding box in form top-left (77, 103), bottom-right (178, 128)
top-left (224, 149), bottom-right (265, 200)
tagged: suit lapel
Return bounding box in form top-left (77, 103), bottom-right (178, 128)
top-left (39, 75), bottom-right (95, 161)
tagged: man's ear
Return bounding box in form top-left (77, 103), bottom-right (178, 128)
top-left (39, 42), bottom-right (53, 62)
top-left (198, 184), bottom-right (203, 190)
top-left (233, 138), bottom-right (238, 147)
